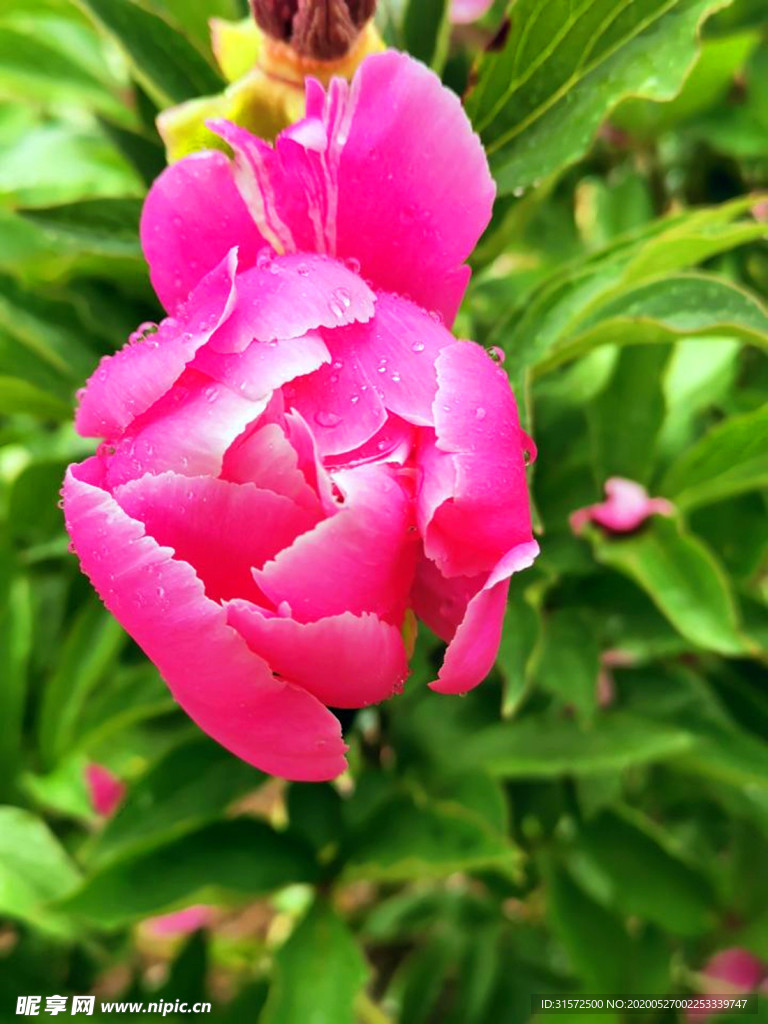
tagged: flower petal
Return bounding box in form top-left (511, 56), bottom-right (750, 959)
top-left (227, 602), bottom-right (408, 708)
top-left (569, 477), bottom-right (675, 535)
top-left (105, 370), bottom-right (264, 489)
top-left (221, 420), bottom-right (321, 512)
top-left (76, 251), bottom-right (239, 440)
top-left (114, 472), bottom-right (320, 604)
top-left (141, 150), bottom-right (266, 313)
top-left (193, 330), bottom-right (331, 401)
top-left (308, 52), bottom-right (494, 322)
top-left (253, 464), bottom-right (417, 624)
top-left (420, 341), bottom-right (534, 577)
top-left (208, 254), bottom-right (375, 353)
top-left (283, 342), bottom-right (386, 456)
top-left (63, 461), bottom-right (347, 780)
top-left (333, 292), bottom-right (452, 427)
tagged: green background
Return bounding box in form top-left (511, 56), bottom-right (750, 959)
top-left (1, 0), bottom-right (767, 1020)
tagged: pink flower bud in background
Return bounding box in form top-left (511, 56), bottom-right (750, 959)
top-left (145, 906), bottom-right (214, 939)
top-left (570, 477), bottom-right (674, 535)
top-left (689, 948), bottom-right (766, 1023)
top-left (85, 763), bottom-right (126, 818)
top-left (63, 52), bottom-right (538, 782)
top-left (451, 0), bottom-right (494, 24)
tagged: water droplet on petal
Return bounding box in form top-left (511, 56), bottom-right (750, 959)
top-left (344, 256), bottom-right (361, 274)
top-left (412, 341), bottom-right (425, 353)
top-left (315, 410), bottom-right (342, 428)
top-left (476, 407), bottom-right (487, 421)
top-left (489, 346), bottom-right (506, 364)
top-left (429, 310), bottom-right (442, 324)
top-left (297, 262), bottom-right (309, 276)
top-left (256, 247), bottom-right (273, 270)
top-left (277, 600), bottom-right (292, 618)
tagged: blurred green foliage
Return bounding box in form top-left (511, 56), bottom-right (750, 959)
top-left (1, 0), bottom-right (767, 1021)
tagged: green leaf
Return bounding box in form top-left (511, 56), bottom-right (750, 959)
top-left (588, 516), bottom-right (749, 655)
top-left (532, 608), bottom-right (600, 723)
top-left (467, 0), bottom-right (735, 194)
top-left (20, 199), bottom-right (144, 262)
top-left (75, 0), bottom-right (224, 107)
top-left (343, 793), bottom-right (521, 882)
top-left (587, 344), bottom-right (671, 483)
top-left (61, 820), bottom-right (319, 928)
top-left (0, 806), bottom-right (81, 935)
top-left (402, 0), bottom-right (450, 70)
top-left (0, 24), bottom-right (124, 118)
top-left (661, 405), bottom-right (768, 511)
top-left (263, 900), bottom-right (369, 1024)
top-left (568, 811), bottom-right (714, 935)
top-left (546, 864), bottom-right (670, 993)
top-left (497, 580), bottom-right (541, 717)
top-left (86, 736), bottom-right (263, 867)
top-left (37, 598), bottom-right (128, 768)
top-left (495, 197), bottom-right (767, 374)
top-left (0, 556), bottom-right (31, 799)
top-left (0, 376), bottom-right (72, 419)
top-left (463, 711), bottom-right (694, 778)
top-left (677, 725), bottom-right (768, 790)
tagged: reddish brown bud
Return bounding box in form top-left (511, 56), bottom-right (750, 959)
top-left (250, 0), bottom-right (376, 60)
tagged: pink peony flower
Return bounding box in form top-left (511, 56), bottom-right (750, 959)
top-left (451, 0), bottom-right (494, 23)
top-left (570, 477), bottom-right (674, 536)
top-left (85, 763), bottom-right (126, 818)
top-left (63, 52), bottom-right (537, 781)
top-left (145, 905), bottom-right (214, 938)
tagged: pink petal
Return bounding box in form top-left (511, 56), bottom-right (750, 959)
top-left (253, 464), bottom-right (417, 624)
top-left (209, 52), bottom-right (494, 323)
top-left (420, 341), bottom-right (534, 577)
top-left (207, 255), bottom-right (375, 354)
top-left (413, 542), bottom-right (540, 694)
top-left (63, 461), bottom-right (347, 780)
top-left (451, 0), bottom-right (494, 23)
top-left (333, 292), bottom-right (453, 427)
top-left (283, 341), bottom-right (386, 457)
top-left (221, 420), bottom-right (321, 512)
top-left (310, 52), bottom-right (494, 323)
top-left (141, 150), bottom-right (266, 314)
top-left (104, 370), bottom-right (264, 489)
top-left (114, 472), bottom-right (320, 604)
top-left (326, 413), bottom-right (417, 469)
top-left (146, 905), bottom-right (213, 938)
top-left (76, 251), bottom-right (239, 440)
top-left (193, 331), bottom-right (331, 401)
top-left (207, 120), bottom-right (317, 256)
top-left (85, 763), bottom-right (125, 818)
top-left (569, 477), bottom-right (675, 535)
top-left (430, 577), bottom-right (511, 695)
top-left (227, 602), bottom-right (408, 708)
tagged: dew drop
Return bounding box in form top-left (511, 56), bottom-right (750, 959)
top-left (315, 410), bottom-right (342, 428)
top-left (277, 600), bottom-right (292, 618)
top-left (428, 310), bottom-right (442, 324)
top-left (256, 247), bottom-right (273, 270)
top-left (344, 256), bottom-right (361, 274)
top-left (489, 346), bottom-right (506, 364)
top-left (297, 263), bottom-right (309, 277)
top-left (412, 341), bottom-right (425, 353)
top-left (476, 407), bottom-right (487, 421)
